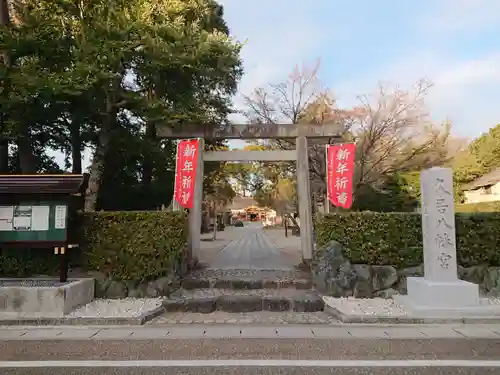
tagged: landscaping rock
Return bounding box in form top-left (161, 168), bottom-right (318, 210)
top-left (395, 265), bottom-right (424, 294)
top-left (372, 265), bottom-right (398, 291)
top-left (484, 267), bottom-right (500, 295)
top-left (325, 278), bottom-right (349, 297)
top-left (95, 280), bottom-right (112, 298)
top-left (127, 287), bottom-right (144, 298)
top-left (352, 264), bottom-right (373, 298)
top-left (459, 265), bottom-right (488, 286)
top-left (105, 281), bottom-right (128, 299)
top-left (145, 281), bottom-right (159, 297)
top-left (155, 276), bottom-right (179, 296)
top-left (374, 288), bottom-right (400, 298)
top-left (87, 271), bottom-right (109, 298)
top-left (311, 256), bottom-right (500, 298)
top-left (312, 240), bottom-right (357, 296)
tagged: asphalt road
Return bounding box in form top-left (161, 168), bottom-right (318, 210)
top-left (1, 338), bottom-right (500, 361)
top-left (2, 363), bottom-right (500, 375)
top-left (2, 338), bottom-right (500, 374)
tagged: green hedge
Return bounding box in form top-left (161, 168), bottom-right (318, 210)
top-left (1, 211), bottom-right (188, 281)
top-left (83, 211), bottom-right (188, 281)
top-left (315, 212), bottom-right (500, 268)
top-left (0, 248), bottom-right (60, 277)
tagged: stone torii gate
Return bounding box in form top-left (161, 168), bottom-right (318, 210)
top-left (158, 123), bottom-right (343, 263)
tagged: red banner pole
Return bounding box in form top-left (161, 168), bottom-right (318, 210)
top-left (173, 139), bottom-right (181, 208)
top-left (325, 144), bottom-right (329, 212)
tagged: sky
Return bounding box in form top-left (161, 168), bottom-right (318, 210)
top-left (221, 0), bottom-right (500, 148)
top-left (53, 0), bottom-right (500, 167)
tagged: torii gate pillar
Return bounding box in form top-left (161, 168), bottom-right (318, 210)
top-left (296, 135), bottom-right (313, 261)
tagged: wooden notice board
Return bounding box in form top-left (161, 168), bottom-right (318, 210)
top-left (0, 201), bottom-right (68, 243)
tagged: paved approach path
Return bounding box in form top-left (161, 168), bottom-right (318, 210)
top-left (205, 223), bottom-right (297, 270)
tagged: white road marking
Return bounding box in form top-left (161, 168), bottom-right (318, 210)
top-left (1, 360), bottom-right (500, 368)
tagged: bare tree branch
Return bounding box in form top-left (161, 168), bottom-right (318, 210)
top-left (242, 63), bottom-right (454, 210)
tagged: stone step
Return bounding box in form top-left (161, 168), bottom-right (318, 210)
top-left (182, 269), bottom-right (312, 290)
top-left (163, 289), bottom-right (324, 313)
top-left (182, 277), bottom-right (312, 290)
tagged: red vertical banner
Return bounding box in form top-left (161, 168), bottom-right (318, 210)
top-left (174, 139), bottom-right (200, 209)
top-left (326, 143), bottom-right (356, 209)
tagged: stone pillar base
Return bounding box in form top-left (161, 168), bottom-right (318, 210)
top-left (393, 277), bottom-right (493, 318)
top-left (406, 277), bottom-right (479, 307)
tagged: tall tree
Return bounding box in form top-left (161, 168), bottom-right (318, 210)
top-left (1, 0), bottom-right (243, 212)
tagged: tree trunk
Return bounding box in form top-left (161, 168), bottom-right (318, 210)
top-left (142, 121), bottom-right (157, 186)
top-left (0, 0), bottom-right (10, 173)
top-left (17, 129), bottom-right (37, 173)
top-left (0, 141), bottom-right (8, 172)
top-left (84, 89), bottom-right (116, 211)
top-left (0, 0), bottom-right (9, 26)
top-left (70, 122), bottom-right (82, 173)
top-left (202, 209), bottom-right (210, 233)
top-left (84, 127), bottom-right (110, 211)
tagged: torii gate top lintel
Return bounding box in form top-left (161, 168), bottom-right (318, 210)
top-left (157, 123), bottom-right (344, 140)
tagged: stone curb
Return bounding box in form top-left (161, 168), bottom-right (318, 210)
top-left (324, 306), bottom-right (500, 324)
top-left (181, 278), bottom-right (312, 290)
top-left (163, 294), bottom-right (325, 313)
top-left (0, 305), bottom-right (166, 327)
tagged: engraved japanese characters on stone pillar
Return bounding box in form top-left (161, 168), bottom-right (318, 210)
top-left (420, 167), bottom-right (458, 282)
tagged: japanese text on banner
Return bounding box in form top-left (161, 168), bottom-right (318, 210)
top-left (326, 143), bottom-right (356, 209)
top-left (174, 139), bottom-right (200, 209)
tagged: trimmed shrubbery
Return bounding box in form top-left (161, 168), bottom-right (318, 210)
top-left (315, 212), bottom-right (500, 268)
top-left (0, 248), bottom-right (60, 277)
top-left (82, 211), bottom-right (188, 281)
top-left (1, 211), bottom-right (188, 281)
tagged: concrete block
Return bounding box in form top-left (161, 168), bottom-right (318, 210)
top-left (0, 278), bottom-right (94, 316)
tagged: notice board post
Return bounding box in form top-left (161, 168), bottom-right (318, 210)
top-left (0, 174), bottom-right (85, 282)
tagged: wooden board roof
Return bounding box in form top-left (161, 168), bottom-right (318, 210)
top-left (0, 174), bottom-right (85, 195)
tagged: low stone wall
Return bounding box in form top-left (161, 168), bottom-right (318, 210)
top-left (312, 241), bottom-right (500, 298)
top-left (89, 272), bottom-right (180, 299)
top-left (0, 278), bottom-right (94, 316)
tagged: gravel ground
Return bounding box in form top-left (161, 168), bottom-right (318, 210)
top-left (323, 296), bottom-right (500, 317)
top-left (66, 298), bottom-right (164, 318)
top-left (149, 311), bottom-right (339, 325)
top-left (324, 297), bottom-right (408, 317)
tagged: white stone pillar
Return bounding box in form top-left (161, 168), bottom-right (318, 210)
top-left (296, 135), bottom-right (313, 261)
top-left (189, 138), bottom-right (204, 262)
top-left (395, 167), bottom-right (480, 315)
top-left (420, 167), bottom-right (458, 281)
